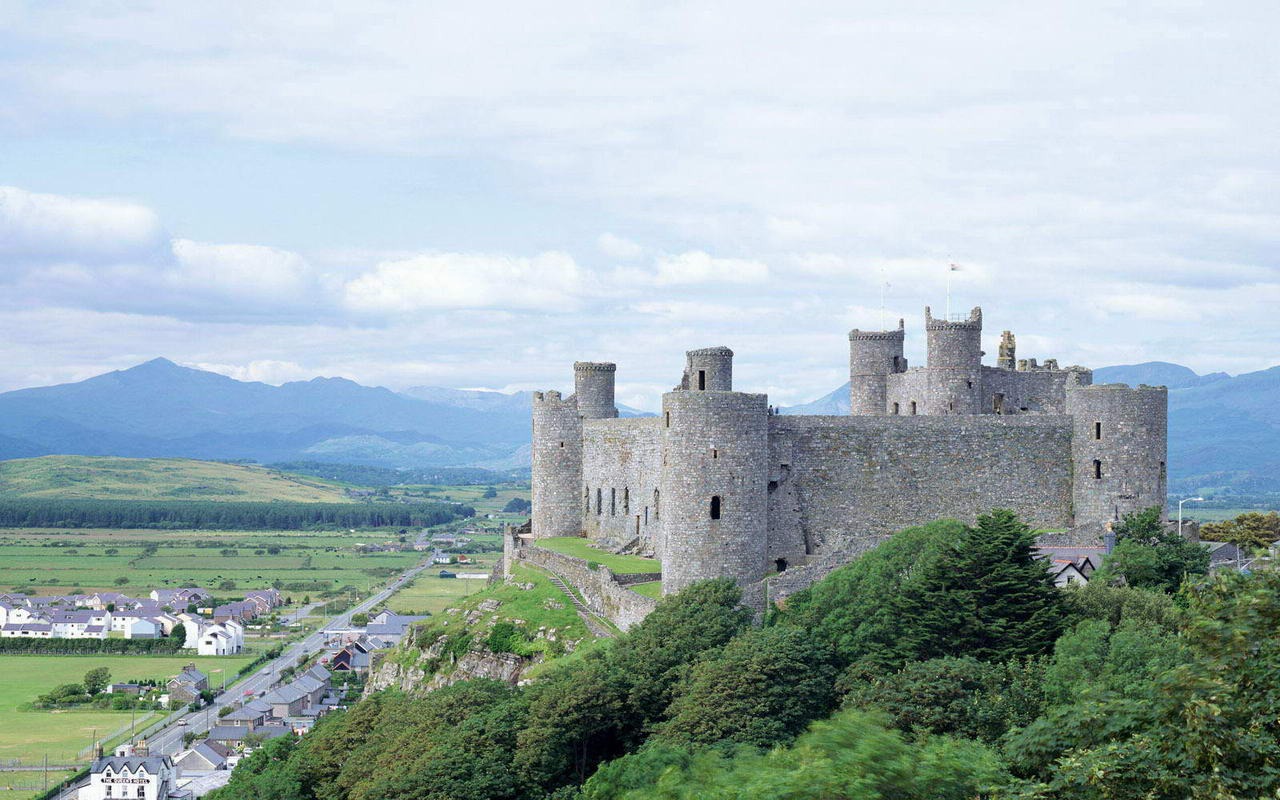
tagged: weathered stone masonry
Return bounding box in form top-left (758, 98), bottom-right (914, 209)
top-left (530, 304), bottom-right (1168, 599)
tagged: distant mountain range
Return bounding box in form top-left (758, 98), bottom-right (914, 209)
top-left (0, 358), bottom-right (1274, 493)
top-left (780, 361), bottom-right (1280, 494)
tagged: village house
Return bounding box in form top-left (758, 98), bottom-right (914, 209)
top-left (82, 753), bottom-right (189, 800)
top-left (166, 665), bottom-right (208, 708)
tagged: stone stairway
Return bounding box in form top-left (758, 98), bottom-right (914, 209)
top-left (543, 570), bottom-right (616, 639)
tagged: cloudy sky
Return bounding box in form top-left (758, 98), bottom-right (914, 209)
top-left (0, 2), bottom-right (1276, 409)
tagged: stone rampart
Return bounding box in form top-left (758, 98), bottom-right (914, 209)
top-left (581, 417), bottom-right (663, 551)
top-left (516, 544), bottom-right (658, 632)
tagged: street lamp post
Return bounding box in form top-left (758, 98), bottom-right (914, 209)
top-left (1178, 496), bottom-right (1205, 536)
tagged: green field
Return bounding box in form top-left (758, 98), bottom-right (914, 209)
top-left (537, 537), bottom-right (659, 574)
top-left (628, 580), bottom-right (662, 599)
top-left (384, 545), bottom-right (500, 616)
top-left (0, 654), bottom-right (251, 765)
top-left (0, 528), bottom-right (426, 595)
top-left (0, 456), bottom-right (353, 503)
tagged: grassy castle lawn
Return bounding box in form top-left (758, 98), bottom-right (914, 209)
top-left (628, 580), bottom-right (662, 599)
top-left (536, 537), bottom-right (659, 575)
top-left (0, 654), bottom-right (251, 765)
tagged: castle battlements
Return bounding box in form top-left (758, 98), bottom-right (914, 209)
top-left (530, 305), bottom-right (1168, 595)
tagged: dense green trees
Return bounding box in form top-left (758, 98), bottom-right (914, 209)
top-left (0, 498), bottom-right (472, 530)
top-left (1092, 506), bottom-right (1210, 591)
top-left (205, 507), bottom-right (1280, 800)
top-left (1201, 510), bottom-right (1280, 549)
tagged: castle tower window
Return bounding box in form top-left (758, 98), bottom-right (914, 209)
top-left (1160, 461), bottom-right (1167, 480)
top-left (623, 487), bottom-right (629, 513)
top-left (635, 515), bottom-right (641, 536)
top-left (775, 558), bottom-right (788, 572)
top-left (653, 489), bottom-right (660, 520)
top-left (892, 402), bottom-right (900, 415)
top-left (710, 495), bottom-right (722, 520)
top-left (665, 411), bottom-right (671, 428)
top-left (1093, 460), bottom-right (1103, 480)
top-left (585, 486), bottom-right (591, 512)
top-left (948, 401), bottom-right (954, 412)
top-left (993, 393), bottom-right (1005, 414)
top-left (712, 448), bottom-right (718, 459)
top-left (698, 370), bottom-right (706, 390)
top-left (1095, 421), bottom-right (1102, 440)
top-left (644, 506), bottom-right (649, 524)
top-left (596, 488), bottom-right (602, 514)
top-left (559, 441), bottom-right (565, 448)
top-left (610, 488), bottom-right (616, 515)
top-left (910, 401), bottom-right (917, 416)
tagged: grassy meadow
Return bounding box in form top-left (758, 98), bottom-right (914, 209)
top-left (537, 537), bottom-right (659, 574)
top-left (0, 529), bottom-right (426, 596)
top-left (0, 456), bottom-right (353, 503)
top-left (0, 654), bottom-right (252, 765)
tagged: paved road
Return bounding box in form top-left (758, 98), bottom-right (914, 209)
top-left (139, 558), bottom-right (432, 757)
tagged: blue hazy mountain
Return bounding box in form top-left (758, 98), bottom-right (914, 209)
top-left (779, 363), bottom-right (1280, 493)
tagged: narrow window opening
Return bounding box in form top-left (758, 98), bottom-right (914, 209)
top-left (967, 380), bottom-right (973, 389)
top-left (698, 370), bottom-right (706, 390)
top-left (585, 486), bottom-right (590, 512)
top-left (910, 401), bottom-right (917, 416)
top-left (596, 488), bottom-right (602, 514)
top-left (635, 515), bottom-right (641, 536)
top-left (653, 489), bottom-right (660, 521)
top-left (610, 488), bottom-right (616, 515)
top-left (768, 480), bottom-right (779, 491)
top-left (948, 400), bottom-right (954, 412)
top-left (993, 393), bottom-right (1005, 414)
top-left (711, 448), bottom-right (718, 459)
top-left (665, 411), bottom-right (671, 428)
top-left (892, 356), bottom-right (901, 372)
top-left (644, 506), bottom-right (649, 524)
top-left (1159, 461), bottom-right (1167, 480)
top-left (710, 495), bottom-right (722, 520)
top-left (559, 441), bottom-right (565, 448)
top-left (775, 558), bottom-right (788, 573)
top-left (623, 487), bottom-right (629, 513)
top-left (1094, 421), bottom-right (1102, 440)
top-left (1093, 459), bottom-right (1103, 480)
top-left (892, 402), bottom-right (900, 415)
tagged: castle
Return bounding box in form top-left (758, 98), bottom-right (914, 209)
top-left (531, 306), bottom-right (1167, 595)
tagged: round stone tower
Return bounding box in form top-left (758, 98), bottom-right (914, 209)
top-left (659, 389), bottom-right (769, 594)
top-left (848, 320), bottom-right (906, 415)
top-left (1066, 383), bottom-right (1168, 524)
top-left (925, 305), bottom-right (983, 415)
top-left (574, 361), bottom-right (618, 419)
top-left (685, 347), bottom-right (734, 391)
top-left (531, 390), bottom-right (585, 539)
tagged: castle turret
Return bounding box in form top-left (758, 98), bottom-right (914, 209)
top-left (997, 330), bottom-right (1016, 370)
top-left (660, 385), bottom-right (769, 594)
top-left (684, 347), bottom-right (734, 391)
top-left (848, 320), bottom-right (906, 415)
top-left (531, 390), bottom-right (584, 539)
top-left (925, 306), bottom-right (983, 415)
top-left (1066, 383), bottom-right (1168, 524)
top-left (574, 361), bottom-right (618, 419)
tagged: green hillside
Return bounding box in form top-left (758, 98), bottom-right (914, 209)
top-left (0, 456), bottom-right (355, 502)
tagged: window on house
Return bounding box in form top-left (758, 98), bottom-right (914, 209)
top-left (137, 788), bottom-right (144, 799)
top-left (1093, 459), bottom-right (1103, 479)
top-left (596, 488), bottom-right (602, 514)
top-left (1095, 421), bottom-right (1102, 440)
top-left (698, 370), bottom-right (706, 390)
top-left (892, 402), bottom-right (900, 415)
top-left (610, 488), bottom-right (616, 515)
top-left (710, 495), bottom-right (722, 520)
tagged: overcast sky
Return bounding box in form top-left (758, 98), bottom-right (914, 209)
top-left (0, 2), bottom-right (1276, 409)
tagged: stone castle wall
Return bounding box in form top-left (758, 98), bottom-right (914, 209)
top-left (516, 544), bottom-right (658, 632)
top-left (531, 391), bottom-right (583, 539)
top-left (767, 414), bottom-right (1075, 555)
top-left (581, 418), bottom-right (663, 552)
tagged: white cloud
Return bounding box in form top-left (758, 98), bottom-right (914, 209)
top-left (171, 240), bottom-right (314, 301)
top-left (653, 251), bottom-right (769, 286)
top-left (0, 185), bottom-right (165, 264)
top-left (193, 359), bottom-right (317, 385)
top-left (597, 233), bottom-right (642, 259)
top-left (342, 251), bottom-right (583, 313)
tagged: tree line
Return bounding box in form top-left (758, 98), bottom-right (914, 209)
top-left (0, 498), bottom-right (473, 530)
top-left (209, 507), bottom-right (1268, 800)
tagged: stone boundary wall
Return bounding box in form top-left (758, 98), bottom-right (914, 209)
top-left (517, 544), bottom-right (658, 631)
